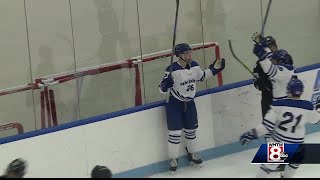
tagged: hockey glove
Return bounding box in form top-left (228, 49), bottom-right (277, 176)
top-left (240, 128), bottom-right (258, 146)
top-left (251, 32), bottom-right (264, 44)
top-left (253, 79), bottom-right (263, 91)
top-left (209, 58), bottom-right (225, 76)
top-left (160, 75), bottom-right (174, 92)
top-left (253, 44), bottom-right (271, 61)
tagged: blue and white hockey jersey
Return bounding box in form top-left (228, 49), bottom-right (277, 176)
top-left (259, 51), bottom-right (295, 100)
top-left (255, 99), bottom-right (320, 144)
top-left (159, 60), bottom-right (213, 102)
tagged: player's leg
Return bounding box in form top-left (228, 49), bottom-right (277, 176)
top-left (261, 92), bottom-right (273, 141)
top-left (184, 101), bottom-right (202, 165)
top-left (280, 164), bottom-right (299, 178)
top-left (280, 144), bottom-right (304, 178)
top-left (256, 164), bottom-right (280, 178)
top-left (165, 96), bottom-right (184, 173)
top-left (261, 91), bottom-right (273, 117)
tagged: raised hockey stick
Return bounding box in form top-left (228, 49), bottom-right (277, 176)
top-left (166, 0), bottom-right (180, 103)
top-left (260, 0), bottom-right (272, 37)
top-left (252, 0), bottom-right (273, 43)
top-left (228, 40), bottom-right (258, 79)
top-left (228, 40), bottom-right (271, 92)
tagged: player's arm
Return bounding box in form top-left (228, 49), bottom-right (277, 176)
top-left (256, 108), bottom-right (278, 136)
top-left (310, 98), bottom-right (320, 124)
top-left (195, 58), bottom-right (225, 82)
top-left (252, 44), bottom-right (279, 79)
top-left (240, 106), bottom-right (278, 146)
top-left (159, 70), bottom-right (174, 94)
top-left (252, 63), bottom-right (271, 91)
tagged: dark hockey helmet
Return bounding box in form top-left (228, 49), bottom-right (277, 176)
top-left (91, 165), bottom-right (112, 178)
top-left (271, 49), bottom-right (288, 63)
top-left (6, 158), bottom-right (27, 178)
top-left (175, 43), bottom-right (192, 57)
top-left (284, 53), bottom-right (293, 65)
top-left (287, 78), bottom-right (304, 97)
top-left (262, 36), bottom-right (277, 47)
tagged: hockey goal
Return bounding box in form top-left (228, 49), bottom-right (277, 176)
top-left (0, 42), bottom-right (222, 135)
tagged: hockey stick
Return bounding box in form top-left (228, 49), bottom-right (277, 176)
top-left (260, 0), bottom-right (272, 37)
top-left (228, 40), bottom-right (271, 92)
top-left (252, 0), bottom-right (273, 43)
top-left (228, 40), bottom-right (258, 79)
top-left (166, 0), bottom-right (180, 103)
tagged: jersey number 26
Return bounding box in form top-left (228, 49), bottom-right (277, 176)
top-left (187, 85), bottom-right (194, 91)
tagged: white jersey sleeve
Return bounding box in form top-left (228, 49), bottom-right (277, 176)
top-left (255, 105), bottom-right (279, 137)
top-left (258, 49), bottom-right (295, 99)
top-left (193, 65), bottom-right (213, 82)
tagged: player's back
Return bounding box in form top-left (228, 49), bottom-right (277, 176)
top-left (269, 99), bottom-right (320, 144)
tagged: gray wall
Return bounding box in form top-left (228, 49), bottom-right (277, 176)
top-left (0, 0), bottom-right (319, 137)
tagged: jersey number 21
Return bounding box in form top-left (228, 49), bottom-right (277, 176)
top-left (278, 112), bottom-right (302, 133)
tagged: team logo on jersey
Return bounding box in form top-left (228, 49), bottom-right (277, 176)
top-left (311, 70), bottom-right (320, 104)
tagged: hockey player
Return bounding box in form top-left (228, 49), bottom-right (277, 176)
top-left (0, 158), bottom-right (27, 178)
top-left (252, 34), bottom-right (294, 117)
top-left (252, 34), bottom-right (295, 142)
top-left (91, 165), bottom-right (112, 178)
top-left (253, 40), bottom-right (296, 101)
top-left (240, 78), bottom-right (320, 178)
top-left (159, 43), bottom-right (225, 173)
top-left (252, 35), bottom-right (278, 118)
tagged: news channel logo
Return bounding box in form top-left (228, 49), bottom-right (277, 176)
top-left (267, 142), bottom-right (288, 163)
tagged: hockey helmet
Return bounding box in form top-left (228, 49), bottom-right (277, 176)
top-left (91, 165), bottom-right (112, 178)
top-left (174, 43), bottom-right (192, 57)
top-left (287, 78), bottom-right (304, 97)
top-left (6, 158), bottom-right (27, 178)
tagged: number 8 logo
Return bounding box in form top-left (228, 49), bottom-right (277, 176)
top-left (269, 146), bottom-right (282, 161)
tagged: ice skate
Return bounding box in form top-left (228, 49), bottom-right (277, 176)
top-left (186, 147), bottom-right (202, 167)
top-left (169, 158), bottom-right (178, 174)
top-left (276, 164), bottom-right (285, 172)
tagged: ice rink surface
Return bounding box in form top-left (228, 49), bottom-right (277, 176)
top-left (151, 132), bottom-right (320, 178)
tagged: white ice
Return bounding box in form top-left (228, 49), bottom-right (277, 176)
top-left (151, 132), bottom-right (320, 178)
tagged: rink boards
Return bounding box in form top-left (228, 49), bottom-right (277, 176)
top-left (0, 63), bottom-right (318, 178)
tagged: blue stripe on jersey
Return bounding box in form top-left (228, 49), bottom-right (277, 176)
top-left (199, 71), bottom-right (206, 82)
top-left (171, 89), bottom-right (194, 101)
top-left (267, 64), bottom-right (275, 75)
top-left (272, 99), bottom-right (314, 110)
top-left (266, 52), bottom-right (273, 59)
top-left (270, 68), bottom-right (278, 77)
top-left (277, 64), bottom-right (295, 71)
top-left (262, 122), bottom-right (273, 131)
top-left (171, 88), bottom-right (187, 101)
top-left (272, 134), bottom-right (304, 144)
top-left (262, 119), bottom-right (275, 131)
top-left (165, 61), bottom-right (200, 72)
top-left (273, 131), bottom-right (304, 141)
top-left (263, 118), bottom-right (275, 126)
top-left (269, 65), bottom-right (276, 75)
